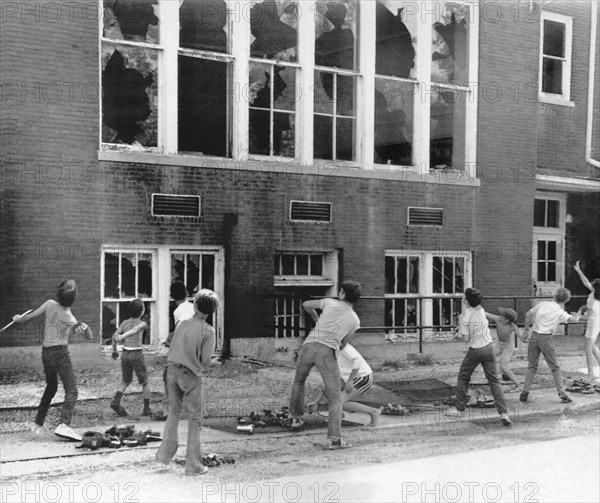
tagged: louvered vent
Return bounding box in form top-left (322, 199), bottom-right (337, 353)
top-left (408, 207), bottom-right (443, 227)
top-left (152, 194), bottom-right (201, 217)
top-left (290, 201), bottom-right (332, 222)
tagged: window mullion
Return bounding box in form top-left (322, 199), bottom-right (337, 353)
top-left (414, 17), bottom-right (431, 175)
top-left (465, 2), bottom-right (479, 178)
top-left (231, 0), bottom-right (250, 160)
top-left (298, 0), bottom-right (315, 166)
top-left (160, 0), bottom-right (179, 155)
top-left (358, 0), bottom-right (376, 170)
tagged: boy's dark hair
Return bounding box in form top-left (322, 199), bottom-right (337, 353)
top-left (195, 289), bottom-right (220, 315)
top-left (464, 287), bottom-right (483, 307)
top-left (128, 299), bottom-right (144, 318)
top-left (170, 281), bottom-right (188, 301)
top-left (340, 280), bottom-right (361, 303)
top-left (592, 278), bottom-right (600, 300)
top-left (57, 279), bottom-right (77, 307)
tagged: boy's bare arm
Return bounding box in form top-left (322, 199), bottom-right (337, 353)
top-left (13, 301), bottom-right (50, 323)
top-left (485, 312), bottom-right (500, 323)
top-left (115, 322), bottom-right (147, 342)
top-left (574, 261), bottom-right (594, 292)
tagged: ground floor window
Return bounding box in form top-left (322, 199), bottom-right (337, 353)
top-left (101, 245), bottom-right (224, 350)
top-left (385, 250), bottom-right (471, 339)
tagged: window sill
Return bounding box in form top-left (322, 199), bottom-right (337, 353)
top-left (98, 150), bottom-right (480, 187)
top-left (539, 95), bottom-right (575, 107)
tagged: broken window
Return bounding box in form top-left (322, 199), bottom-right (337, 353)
top-left (374, 80), bottom-right (413, 165)
top-left (101, 45), bottom-right (158, 147)
top-left (102, 250), bottom-right (154, 346)
top-left (180, 0), bottom-right (228, 53)
top-left (385, 255), bottom-right (420, 334)
top-left (313, 0), bottom-right (357, 161)
top-left (429, 87), bottom-right (466, 170)
top-left (432, 256), bottom-right (464, 330)
top-left (249, 62), bottom-right (296, 157)
top-left (178, 1), bottom-right (232, 156)
top-left (375, 1), bottom-right (416, 79)
top-left (431, 2), bottom-right (469, 85)
top-left (250, 0), bottom-right (299, 62)
top-left (103, 0), bottom-right (159, 44)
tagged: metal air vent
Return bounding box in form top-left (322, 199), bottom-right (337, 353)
top-left (407, 207), bottom-right (443, 227)
top-left (290, 201), bottom-right (332, 222)
top-left (152, 194), bottom-right (201, 217)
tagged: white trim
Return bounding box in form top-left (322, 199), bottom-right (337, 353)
top-left (539, 10), bottom-right (573, 103)
top-left (586, 1), bottom-right (600, 169)
top-left (533, 192), bottom-right (566, 291)
top-left (536, 174), bottom-right (600, 193)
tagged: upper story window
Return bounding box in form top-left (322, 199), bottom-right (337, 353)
top-left (100, 0), bottom-right (479, 177)
top-left (539, 11), bottom-right (573, 105)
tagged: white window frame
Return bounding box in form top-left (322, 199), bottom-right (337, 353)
top-left (539, 11), bottom-right (573, 106)
top-left (385, 249), bottom-right (472, 335)
top-left (98, 0), bottom-right (479, 181)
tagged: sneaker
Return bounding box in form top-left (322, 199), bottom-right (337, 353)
top-left (110, 402), bottom-right (128, 417)
top-left (559, 394), bottom-right (573, 404)
top-left (29, 422), bottom-right (45, 435)
top-left (519, 391), bottom-right (529, 402)
top-left (289, 417), bottom-right (304, 430)
top-left (328, 439), bottom-right (352, 450)
top-left (55, 423), bottom-right (83, 442)
top-left (499, 413), bottom-right (512, 426)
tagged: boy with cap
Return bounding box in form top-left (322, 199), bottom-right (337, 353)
top-left (486, 307), bottom-right (526, 393)
top-left (521, 288), bottom-right (584, 403)
top-left (448, 288), bottom-right (512, 426)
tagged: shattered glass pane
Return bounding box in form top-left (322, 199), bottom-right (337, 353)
top-left (103, 0), bottom-right (159, 44)
top-left (202, 254), bottom-right (215, 290)
top-left (179, 56), bottom-right (230, 157)
top-left (374, 79), bottom-right (413, 165)
top-left (396, 257), bottom-right (407, 293)
top-left (315, 0), bottom-right (357, 71)
top-left (104, 253), bottom-right (119, 298)
top-left (430, 87), bottom-right (466, 171)
top-left (248, 62), bottom-right (296, 156)
top-left (375, 1), bottom-right (416, 78)
top-left (102, 45), bottom-right (158, 147)
top-left (409, 257), bottom-right (419, 293)
top-left (180, 0), bottom-right (229, 53)
top-left (186, 255), bottom-right (201, 295)
top-left (433, 256), bottom-right (442, 293)
top-left (121, 254), bottom-right (136, 297)
top-left (250, 0), bottom-right (299, 62)
top-left (138, 253), bottom-right (153, 297)
top-left (431, 2), bottom-right (469, 85)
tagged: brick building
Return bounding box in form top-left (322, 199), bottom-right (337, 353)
top-left (1, 0), bottom-right (599, 362)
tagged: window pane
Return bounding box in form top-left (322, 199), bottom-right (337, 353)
top-left (385, 256), bottom-right (395, 294)
top-left (249, 62), bottom-right (296, 157)
top-left (547, 241), bottom-right (557, 261)
top-left (547, 262), bottom-right (556, 281)
top-left (538, 241), bottom-right (546, 260)
top-left (336, 75), bottom-right (355, 117)
top-left (138, 253), bottom-right (153, 297)
top-left (103, 0), bottom-right (159, 44)
top-left (104, 253), bottom-right (119, 298)
top-left (534, 199), bottom-right (546, 227)
top-left (336, 117), bottom-right (355, 161)
top-left (179, 56), bottom-right (230, 156)
top-left (547, 200), bottom-right (559, 227)
top-left (180, 0), bottom-right (228, 53)
top-left (542, 58), bottom-right (563, 95)
top-left (537, 262), bottom-right (546, 282)
top-left (250, 0), bottom-right (298, 62)
top-left (172, 254), bottom-right (185, 283)
top-left (406, 298), bottom-right (418, 329)
top-left (102, 303), bottom-right (118, 345)
top-left (543, 20), bottom-right (565, 58)
top-left (314, 114), bottom-right (333, 159)
top-left (455, 258), bottom-right (464, 292)
top-left (385, 298), bottom-right (393, 327)
top-left (186, 255), bottom-right (201, 295)
top-left (409, 257), bottom-right (419, 293)
top-left (102, 46), bottom-right (158, 146)
top-left (297, 255), bottom-right (309, 275)
top-left (375, 0), bottom-right (416, 78)
top-left (430, 88), bottom-right (466, 171)
top-left (433, 257), bottom-right (442, 293)
top-left (431, 2), bottom-right (469, 84)
top-left (121, 254), bottom-right (136, 297)
top-left (315, 0), bottom-right (357, 71)
top-left (374, 80), bottom-right (413, 166)
top-left (443, 257), bottom-right (454, 293)
top-left (282, 254), bottom-right (294, 275)
top-left (141, 302), bottom-right (151, 344)
top-left (396, 257), bottom-right (407, 293)
top-left (310, 255), bottom-right (323, 276)
top-left (202, 254), bottom-right (215, 291)
top-left (274, 255), bottom-right (281, 276)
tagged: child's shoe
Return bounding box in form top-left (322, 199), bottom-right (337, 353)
top-left (519, 391), bottom-right (529, 402)
top-left (328, 438), bottom-right (352, 450)
top-left (55, 423), bottom-right (83, 442)
top-left (559, 394), bottom-right (573, 404)
top-left (499, 413), bottom-right (512, 426)
top-left (289, 417), bottom-right (304, 430)
top-left (110, 401), bottom-right (128, 417)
